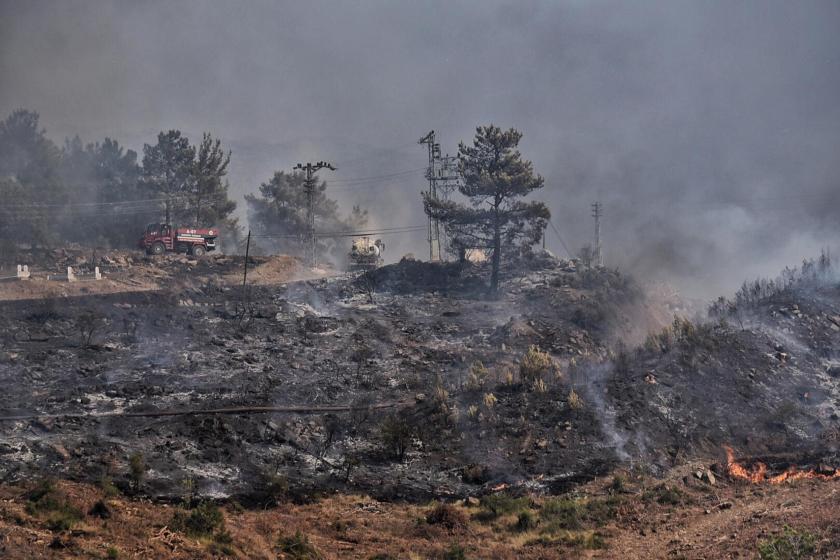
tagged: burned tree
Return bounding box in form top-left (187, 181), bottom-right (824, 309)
top-left (424, 125), bottom-right (549, 293)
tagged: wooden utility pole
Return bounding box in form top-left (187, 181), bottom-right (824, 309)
top-left (242, 229), bottom-right (251, 290)
top-left (294, 161), bottom-right (336, 267)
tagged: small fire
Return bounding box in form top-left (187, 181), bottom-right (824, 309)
top-left (724, 446), bottom-right (840, 484)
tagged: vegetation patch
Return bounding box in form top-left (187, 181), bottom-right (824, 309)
top-left (24, 479), bottom-right (83, 532)
top-left (757, 526), bottom-right (817, 560)
top-left (539, 496), bottom-right (621, 533)
top-left (642, 484), bottom-right (687, 506)
top-left (527, 529), bottom-right (607, 550)
top-left (476, 493), bottom-right (531, 521)
top-left (277, 530), bottom-right (323, 560)
top-left (379, 414), bottom-right (414, 461)
top-left (425, 503), bottom-right (468, 532)
top-left (170, 501), bottom-right (225, 538)
top-left (519, 345), bottom-right (553, 383)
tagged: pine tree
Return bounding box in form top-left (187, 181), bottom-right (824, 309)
top-left (191, 133), bottom-right (235, 226)
top-left (424, 125), bottom-right (550, 293)
top-left (245, 170), bottom-right (367, 258)
top-left (140, 130), bottom-right (195, 224)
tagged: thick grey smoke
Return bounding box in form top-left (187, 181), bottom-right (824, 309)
top-left (2, 0), bottom-right (839, 296)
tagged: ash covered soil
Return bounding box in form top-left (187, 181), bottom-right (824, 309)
top-left (0, 250), bottom-right (838, 508)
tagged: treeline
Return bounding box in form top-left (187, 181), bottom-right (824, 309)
top-left (0, 109), bottom-right (239, 255)
top-left (0, 108), bottom-right (372, 263)
top-left (709, 250), bottom-right (834, 317)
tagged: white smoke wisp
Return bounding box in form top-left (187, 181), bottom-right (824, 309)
top-left (576, 361), bottom-right (633, 462)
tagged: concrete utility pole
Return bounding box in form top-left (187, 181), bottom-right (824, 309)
top-left (419, 131), bottom-right (461, 262)
top-left (418, 131), bottom-right (439, 261)
top-left (294, 161), bottom-right (336, 267)
top-left (591, 201), bottom-right (603, 267)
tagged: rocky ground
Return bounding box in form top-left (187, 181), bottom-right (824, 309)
top-left (0, 248), bottom-right (838, 558)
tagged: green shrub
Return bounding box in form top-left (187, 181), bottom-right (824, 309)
top-left (608, 475), bottom-right (626, 494)
top-left (642, 484), bottom-right (685, 505)
top-left (208, 529), bottom-right (236, 556)
top-left (379, 414), bottom-right (413, 461)
top-left (540, 496), bottom-right (620, 532)
top-left (478, 493), bottom-right (530, 519)
top-left (277, 530), bottom-right (323, 560)
top-left (24, 479), bottom-right (82, 532)
top-left (438, 544), bottom-right (467, 560)
top-left (128, 452), bottom-right (146, 492)
top-left (171, 502), bottom-right (225, 538)
top-left (758, 526), bottom-right (817, 560)
top-left (99, 476), bottom-right (120, 498)
top-left (515, 510), bottom-right (538, 532)
top-left (540, 498), bottom-right (581, 530)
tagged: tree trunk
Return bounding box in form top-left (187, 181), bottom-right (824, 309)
top-left (490, 202), bottom-right (501, 293)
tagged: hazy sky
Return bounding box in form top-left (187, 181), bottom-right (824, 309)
top-left (2, 0), bottom-right (839, 295)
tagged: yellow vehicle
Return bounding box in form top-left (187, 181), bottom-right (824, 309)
top-left (348, 237), bottom-right (384, 271)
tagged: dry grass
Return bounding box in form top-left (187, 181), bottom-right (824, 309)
top-left (0, 475), bottom-right (838, 559)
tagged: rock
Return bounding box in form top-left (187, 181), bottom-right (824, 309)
top-left (51, 444), bottom-right (70, 460)
top-left (465, 496), bottom-right (480, 507)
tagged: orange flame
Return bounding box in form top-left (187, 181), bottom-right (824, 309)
top-left (724, 446), bottom-right (840, 484)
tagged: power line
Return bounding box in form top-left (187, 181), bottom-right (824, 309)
top-left (547, 219), bottom-right (573, 258)
top-left (250, 225), bottom-right (427, 240)
top-left (0, 195), bottom-right (190, 209)
top-left (328, 167), bottom-right (425, 187)
top-left (332, 140), bottom-right (418, 167)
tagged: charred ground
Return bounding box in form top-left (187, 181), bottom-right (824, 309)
top-left (0, 249), bottom-right (838, 558)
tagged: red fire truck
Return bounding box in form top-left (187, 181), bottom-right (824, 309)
top-left (139, 223), bottom-right (218, 256)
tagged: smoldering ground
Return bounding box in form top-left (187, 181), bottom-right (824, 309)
top-left (2, 0), bottom-right (840, 296)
